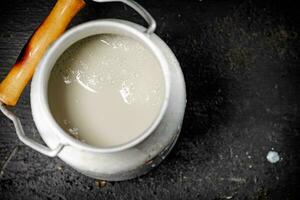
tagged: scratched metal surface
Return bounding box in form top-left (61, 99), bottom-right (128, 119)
top-left (0, 0), bottom-right (299, 199)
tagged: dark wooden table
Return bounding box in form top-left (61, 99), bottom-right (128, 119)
top-left (0, 0), bottom-right (299, 199)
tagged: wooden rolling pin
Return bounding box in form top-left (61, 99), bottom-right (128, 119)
top-left (0, 0), bottom-right (86, 106)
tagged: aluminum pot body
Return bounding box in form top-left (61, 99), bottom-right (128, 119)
top-left (30, 19), bottom-right (186, 181)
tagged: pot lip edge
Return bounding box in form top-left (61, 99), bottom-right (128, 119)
top-left (31, 19), bottom-right (172, 153)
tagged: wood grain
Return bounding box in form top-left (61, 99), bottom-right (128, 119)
top-left (0, 0), bottom-right (299, 199)
top-left (0, 0), bottom-right (85, 106)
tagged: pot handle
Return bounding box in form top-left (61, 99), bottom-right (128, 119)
top-left (0, 102), bottom-right (64, 157)
top-left (93, 0), bottom-right (156, 34)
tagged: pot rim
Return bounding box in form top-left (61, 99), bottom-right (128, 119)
top-left (33, 19), bottom-right (171, 153)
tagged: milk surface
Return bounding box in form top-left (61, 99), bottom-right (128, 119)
top-left (48, 34), bottom-right (165, 148)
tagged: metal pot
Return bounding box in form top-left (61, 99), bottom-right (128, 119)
top-left (1, 0), bottom-right (186, 181)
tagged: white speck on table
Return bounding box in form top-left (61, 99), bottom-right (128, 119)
top-left (266, 151), bottom-right (280, 163)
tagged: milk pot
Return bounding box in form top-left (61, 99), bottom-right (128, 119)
top-left (0, 0), bottom-right (186, 181)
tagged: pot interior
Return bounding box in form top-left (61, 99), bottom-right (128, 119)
top-left (41, 20), bottom-right (171, 152)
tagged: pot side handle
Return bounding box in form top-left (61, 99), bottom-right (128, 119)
top-left (93, 0), bottom-right (156, 34)
top-left (0, 102), bottom-right (65, 157)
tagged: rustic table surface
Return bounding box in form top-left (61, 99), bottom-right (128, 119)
top-left (0, 0), bottom-right (299, 199)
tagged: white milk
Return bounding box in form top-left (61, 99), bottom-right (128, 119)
top-left (48, 34), bottom-right (165, 148)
